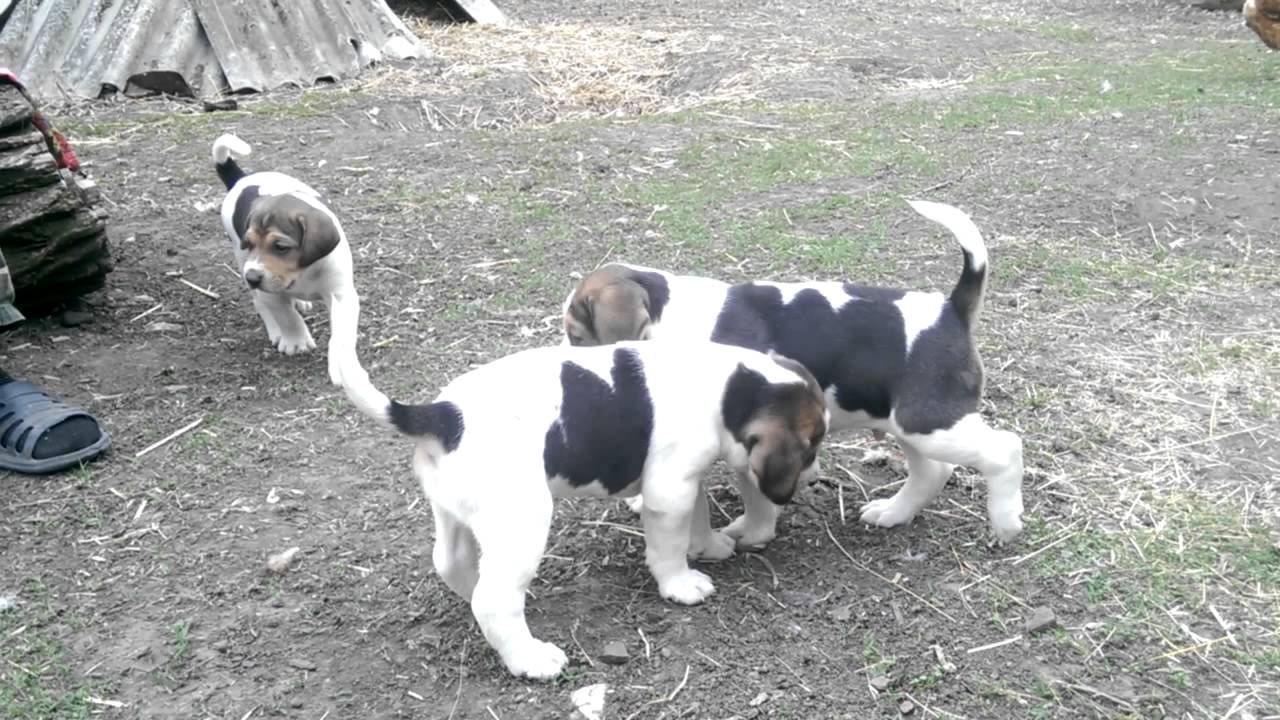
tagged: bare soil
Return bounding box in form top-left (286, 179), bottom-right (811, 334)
top-left (3, 1), bottom-right (1278, 719)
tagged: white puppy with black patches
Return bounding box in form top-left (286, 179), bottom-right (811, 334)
top-left (212, 134), bottom-right (359, 386)
top-left (337, 341), bottom-right (827, 680)
top-left (562, 200), bottom-right (1024, 546)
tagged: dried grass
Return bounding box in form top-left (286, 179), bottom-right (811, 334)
top-left (360, 21), bottom-right (760, 126)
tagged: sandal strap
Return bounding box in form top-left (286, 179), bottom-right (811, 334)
top-left (0, 381), bottom-right (97, 458)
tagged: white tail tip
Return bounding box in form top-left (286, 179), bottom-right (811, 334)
top-left (212, 134), bottom-right (252, 165)
top-left (906, 199), bottom-right (987, 271)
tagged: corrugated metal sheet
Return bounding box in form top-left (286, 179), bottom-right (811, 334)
top-left (192, 0), bottom-right (424, 94)
top-left (0, 0), bottom-right (428, 100)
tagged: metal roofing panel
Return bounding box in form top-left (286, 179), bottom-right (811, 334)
top-left (191, 0), bottom-right (426, 94)
top-left (0, 0), bottom-right (427, 100)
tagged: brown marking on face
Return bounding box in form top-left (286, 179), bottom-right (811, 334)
top-left (743, 367), bottom-right (827, 505)
top-left (564, 264), bottom-right (654, 346)
top-left (242, 195), bottom-right (341, 292)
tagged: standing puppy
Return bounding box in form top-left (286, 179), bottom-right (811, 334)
top-left (337, 341), bottom-right (826, 679)
top-left (213, 134), bottom-right (359, 385)
top-left (562, 200), bottom-right (1024, 545)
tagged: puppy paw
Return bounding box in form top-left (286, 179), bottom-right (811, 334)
top-left (657, 568), bottom-right (716, 605)
top-left (623, 495), bottom-right (645, 514)
top-left (723, 515), bottom-right (776, 550)
top-left (276, 332), bottom-right (317, 355)
top-left (293, 299), bottom-right (314, 314)
top-left (503, 640), bottom-right (568, 681)
top-left (988, 498), bottom-right (1025, 544)
top-left (688, 530), bottom-right (735, 562)
top-left (859, 497), bottom-right (918, 529)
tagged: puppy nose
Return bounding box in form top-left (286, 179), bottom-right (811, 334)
top-left (244, 269), bottom-right (264, 288)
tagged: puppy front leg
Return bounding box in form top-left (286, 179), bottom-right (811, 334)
top-left (686, 484), bottom-right (734, 561)
top-left (325, 286), bottom-right (360, 386)
top-left (642, 474), bottom-right (716, 605)
top-left (723, 465), bottom-right (781, 549)
top-left (253, 291), bottom-right (315, 355)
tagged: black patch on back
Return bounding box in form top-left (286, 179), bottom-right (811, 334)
top-left (231, 184), bottom-right (260, 244)
top-left (389, 400), bottom-right (465, 452)
top-left (543, 347), bottom-right (653, 494)
top-left (710, 282), bottom-right (980, 433)
top-left (628, 270), bottom-right (671, 322)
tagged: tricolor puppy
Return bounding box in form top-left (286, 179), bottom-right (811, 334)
top-left (562, 200), bottom-right (1024, 545)
top-left (213, 134), bottom-right (359, 385)
top-left (337, 341), bottom-right (826, 679)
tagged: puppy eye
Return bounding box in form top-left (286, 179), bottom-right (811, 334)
top-left (272, 239), bottom-right (296, 254)
top-left (745, 435), bottom-right (760, 452)
top-left (567, 335), bottom-right (583, 346)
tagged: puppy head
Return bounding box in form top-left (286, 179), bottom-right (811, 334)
top-left (563, 265), bottom-right (670, 346)
top-left (240, 194), bottom-right (340, 292)
top-left (722, 353), bottom-right (827, 505)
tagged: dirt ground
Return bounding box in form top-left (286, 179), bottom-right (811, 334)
top-left (3, 0), bottom-right (1279, 718)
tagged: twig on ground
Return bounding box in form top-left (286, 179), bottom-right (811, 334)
top-left (135, 417), bottom-right (203, 458)
top-left (823, 519), bottom-right (956, 623)
top-left (571, 620), bottom-right (596, 668)
top-left (178, 277), bottom-right (220, 300)
top-left (966, 635), bottom-right (1022, 654)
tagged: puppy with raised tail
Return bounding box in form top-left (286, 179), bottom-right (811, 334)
top-left (213, 134), bottom-right (359, 385)
top-left (337, 341), bottom-right (826, 679)
top-left (562, 199), bottom-right (1024, 546)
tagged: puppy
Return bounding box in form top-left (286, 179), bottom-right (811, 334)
top-left (337, 341), bottom-right (826, 679)
top-left (213, 134), bottom-right (359, 385)
top-left (562, 200), bottom-right (1024, 545)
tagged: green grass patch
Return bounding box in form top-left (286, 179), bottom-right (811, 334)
top-left (1026, 493), bottom-right (1280, 667)
top-left (0, 580), bottom-right (105, 720)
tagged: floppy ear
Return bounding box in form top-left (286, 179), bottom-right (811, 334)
top-left (749, 423), bottom-right (804, 505)
top-left (295, 208), bottom-right (342, 268)
top-left (768, 350), bottom-right (823, 400)
top-left (565, 293), bottom-right (596, 345)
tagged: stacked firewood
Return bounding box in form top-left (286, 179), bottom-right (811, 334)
top-left (0, 83), bottom-right (112, 318)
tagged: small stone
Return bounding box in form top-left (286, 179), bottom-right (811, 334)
top-left (0, 594), bottom-right (17, 612)
top-left (266, 547), bottom-right (301, 574)
top-left (899, 700), bottom-right (916, 715)
top-left (146, 321), bottom-right (182, 333)
top-left (60, 308), bottom-right (93, 327)
top-left (287, 657), bottom-right (317, 671)
top-left (570, 683), bottom-right (606, 720)
top-left (829, 606), bottom-right (852, 622)
top-left (599, 640), bottom-right (629, 665)
top-left (1025, 606), bottom-right (1058, 634)
top-left (870, 675), bottom-right (893, 691)
top-left (780, 590), bottom-right (820, 607)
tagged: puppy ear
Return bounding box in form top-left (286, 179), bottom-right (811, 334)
top-left (749, 424), bottom-right (803, 505)
top-left (565, 294), bottom-right (595, 345)
top-left (768, 351), bottom-right (823, 401)
top-left (295, 208), bottom-right (341, 268)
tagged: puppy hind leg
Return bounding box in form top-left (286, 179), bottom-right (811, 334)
top-left (468, 496), bottom-right (567, 680)
top-left (430, 503), bottom-right (479, 600)
top-left (859, 440), bottom-right (952, 530)
top-left (894, 414), bottom-right (1024, 543)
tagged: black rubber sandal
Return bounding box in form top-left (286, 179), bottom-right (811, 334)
top-left (0, 381), bottom-right (110, 474)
